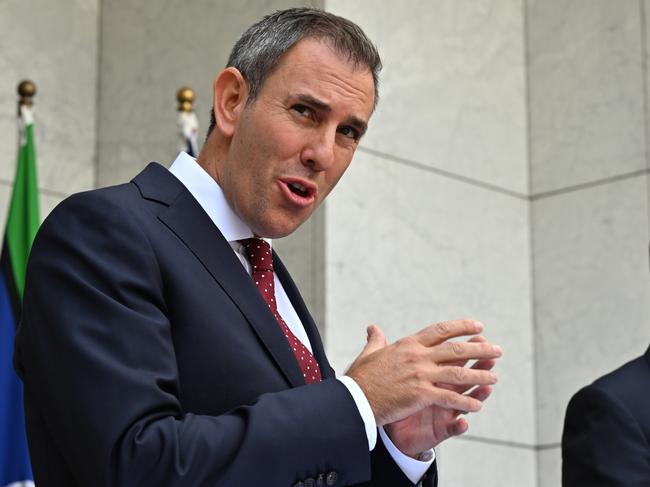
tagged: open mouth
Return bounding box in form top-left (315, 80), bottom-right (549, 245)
top-left (288, 182), bottom-right (309, 197)
top-left (278, 178), bottom-right (317, 207)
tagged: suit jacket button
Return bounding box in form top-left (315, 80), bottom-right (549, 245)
top-left (316, 473), bottom-right (326, 486)
top-left (304, 478), bottom-right (315, 487)
top-left (326, 471), bottom-right (338, 485)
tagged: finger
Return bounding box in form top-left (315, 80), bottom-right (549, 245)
top-left (469, 357), bottom-right (497, 371)
top-left (468, 385), bottom-right (493, 403)
top-left (439, 358), bottom-right (498, 393)
top-left (453, 385), bottom-right (493, 416)
top-left (442, 357), bottom-right (497, 377)
top-left (446, 417), bottom-right (469, 438)
top-left (358, 324), bottom-right (388, 358)
top-left (432, 341), bottom-right (502, 363)
top-left (430, 388), bottom-right (483, 413)
top-left (441, 335), bottom-right (488, 367)
top-left (434, 366), bottom-right (498, 387)
top-left (414, 319), bottom-right (484, 347)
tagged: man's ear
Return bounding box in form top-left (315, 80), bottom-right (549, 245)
top-left (213, 67), bottom-right (248, 138)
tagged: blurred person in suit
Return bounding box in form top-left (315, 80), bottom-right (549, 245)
top-left (562, 346), bottom-right (650, 485)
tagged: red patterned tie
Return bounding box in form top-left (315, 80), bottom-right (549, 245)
top-left (240, 238), bottom-right (322, 384)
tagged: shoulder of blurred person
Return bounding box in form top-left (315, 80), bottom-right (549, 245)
top-left (562, 346), bottom-right (650, 486)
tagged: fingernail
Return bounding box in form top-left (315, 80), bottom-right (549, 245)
top-left (493, 345), bottom-right (502, 355)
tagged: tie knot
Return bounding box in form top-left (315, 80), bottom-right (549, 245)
top-left (239, 238), bottom-right (274, 272)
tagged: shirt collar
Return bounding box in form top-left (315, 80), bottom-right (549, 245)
top-left (168, 152), bottom-right (271, 247)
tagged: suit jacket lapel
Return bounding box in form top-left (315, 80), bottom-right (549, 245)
top-left (274, 253), bottom-right (335, 379)
top-left (133, 163), bottom-right (306, 388)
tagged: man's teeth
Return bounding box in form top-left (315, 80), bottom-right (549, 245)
top-left (290, 183), bottom-right (307, 194)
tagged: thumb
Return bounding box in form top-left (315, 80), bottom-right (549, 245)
top-left (360, 324), bottom-right (388, 357)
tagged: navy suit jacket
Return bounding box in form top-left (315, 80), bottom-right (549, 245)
top-left (15, 163), bottom-right (436, 486)
top-left (562, 346), bottom-right (650, 486)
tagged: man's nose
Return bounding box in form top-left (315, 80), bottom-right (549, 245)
top-left (300, 128), bottom-right (336, 171)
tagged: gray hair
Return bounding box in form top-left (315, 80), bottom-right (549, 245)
top-left (206, 7), bottom-right (382, 137)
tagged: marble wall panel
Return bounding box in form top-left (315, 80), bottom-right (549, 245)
top-left (97, 0), bottom-right (321, 187)
top-left (527, 0), bottom-right (645, 195)
top-left (437, 439), bottom-right (536, 487)
top-left (537, 447), bottom-right (561, 487)
top-left (97, 140), bottom-right (159, 183)
top-left (533, 175), bottom-right (650, 445)
top-left (326, 0), bottom-right (528, 194)
top-left (325, 150), bottom-right (535, 443)
top-left (0, 0), bottom-right (98, 196)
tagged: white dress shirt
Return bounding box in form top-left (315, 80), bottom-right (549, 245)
top-left (168, 152), bottom-right (433, 483)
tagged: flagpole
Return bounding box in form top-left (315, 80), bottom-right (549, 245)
top-left (176, 86), bottom-right (199, 157)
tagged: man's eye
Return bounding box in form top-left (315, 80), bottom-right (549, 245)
top-left (292, 104), bottom-right (312, 117)
top-left (338, 126), bottom-right (360, 140)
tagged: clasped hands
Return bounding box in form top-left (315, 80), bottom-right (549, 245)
top-left (346, 320), bottom-right (502, 459)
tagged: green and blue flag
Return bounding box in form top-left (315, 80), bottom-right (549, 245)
top-left (0, 104), bottom-right (38, 487)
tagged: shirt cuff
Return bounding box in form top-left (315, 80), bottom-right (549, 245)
top-left (378, 425), bottom-right (435, 485)
top-left (336, 376), bottom-right (377, 450)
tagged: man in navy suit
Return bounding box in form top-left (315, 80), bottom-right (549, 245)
top-left (15, 8), bottom-right (502, 486)
top-left (562, 346), bottom-right (650, 486)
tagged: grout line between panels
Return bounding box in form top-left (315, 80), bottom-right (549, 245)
top-left (455, 434), bottom-right (561, 451)
top-left (358, 146), bottom-right (650, 201)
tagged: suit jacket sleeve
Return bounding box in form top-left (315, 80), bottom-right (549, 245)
top-left (16, 192), bottom-right (379, 487)
top-left (562, 384), bottom-right (650, 486)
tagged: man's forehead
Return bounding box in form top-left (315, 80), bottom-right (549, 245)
top-left (268, 38), bottom-right (375, 97)
top-left (266, 38), bottom-right (376, 115)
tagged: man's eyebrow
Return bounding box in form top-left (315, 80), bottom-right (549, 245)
top-left (295, 94), bottom-right (368, 135)
top-left (296, 94), bottom-right (331, 112)
top-left (347, 116), bottom-right (368, 136)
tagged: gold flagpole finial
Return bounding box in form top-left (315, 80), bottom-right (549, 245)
top-left (18, 80), bottom-right (37, 107)
top-left (176, 87), bottom-right (195, 113)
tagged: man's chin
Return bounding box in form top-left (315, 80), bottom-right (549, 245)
top-left (251, 215), bottom-right (310, 239)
